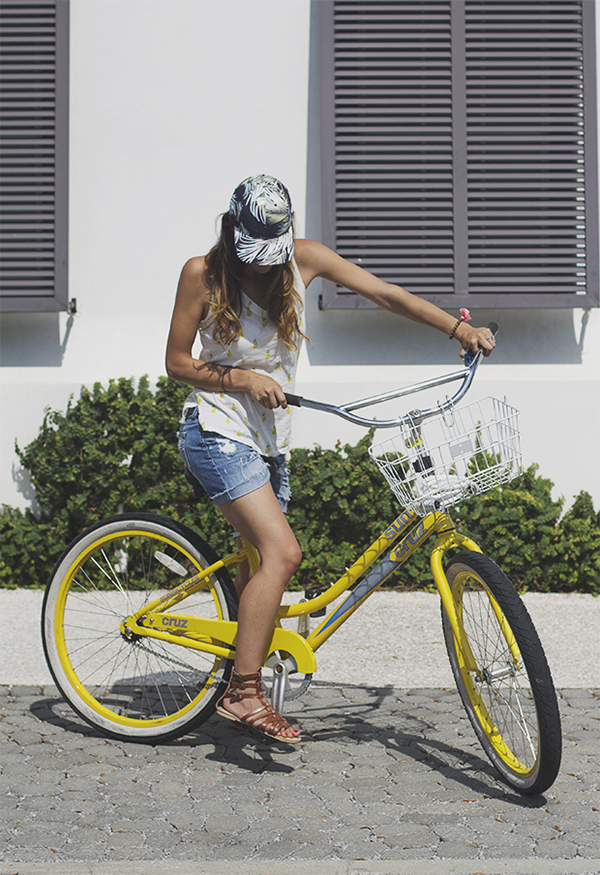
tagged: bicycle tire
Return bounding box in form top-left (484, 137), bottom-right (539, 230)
top-left (441, 551), bottom-right (561, 795)
top-left (42, 513), bottom-right (238, 743)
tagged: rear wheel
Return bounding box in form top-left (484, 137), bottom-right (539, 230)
top-left (42, 513), bottom-right (238, 743)
top-left (442, 551), bottom-right (561, 794)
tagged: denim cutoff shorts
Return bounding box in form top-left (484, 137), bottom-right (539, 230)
top-left (178, 409), bottom-right (291, 512)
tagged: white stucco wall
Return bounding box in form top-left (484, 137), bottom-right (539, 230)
top-left (0, 0), bottom-right (311, 510)
top-left (1, 0), bottom-right (599, 517)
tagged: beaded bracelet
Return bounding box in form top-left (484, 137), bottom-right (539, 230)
top-left (449, 307), bottom-right (471, 339)
top-left (448, 318), bottom-right (462, 340)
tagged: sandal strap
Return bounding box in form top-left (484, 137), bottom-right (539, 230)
top-left (251, 704), bottom-right (295, 737)
top-left (226, 669), bottom-right (264, 702)
top-left (220, 669), bottom-right (298, 740)
top-left (242, 702), bottom-right (296, 738)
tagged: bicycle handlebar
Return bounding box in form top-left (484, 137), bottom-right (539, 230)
top-left (284, 322), bottom-right (498, 429)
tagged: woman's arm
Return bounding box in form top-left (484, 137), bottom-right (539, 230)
top-left (294, 238), bottom-right (495, 357)
top-left (165, 258), bottom-right (287, 408)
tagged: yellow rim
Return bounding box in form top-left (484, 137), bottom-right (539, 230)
top-left (452, 572), bottom-right (539, 777)
top-left (54, 529), bottom-right (224, 728)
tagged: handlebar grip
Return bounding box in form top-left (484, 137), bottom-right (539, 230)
top-left (464, 321), bottom-right (498, 367)
top-left (284, 393), bottom-right (303, 407)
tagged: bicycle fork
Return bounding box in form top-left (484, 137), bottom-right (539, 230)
top-left (429, 516), bottom-right (483, 674)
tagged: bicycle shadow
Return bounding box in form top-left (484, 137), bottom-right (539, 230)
top-left (292, 681), bottom-right (549, 808)
top-left (29, 684), bottom-right (549, 806)
top-left (29, 691), bottom-right (297, 776)
top-left (31, 694), bottom-right (112, 740)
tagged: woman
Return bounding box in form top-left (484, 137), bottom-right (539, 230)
top-left (166, 174), bottom-right (495, 743)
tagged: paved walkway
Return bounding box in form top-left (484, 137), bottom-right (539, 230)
top-left (1, 591), bottom-right (599, 873)
top-left (1, 684), bottom-right (599, 873)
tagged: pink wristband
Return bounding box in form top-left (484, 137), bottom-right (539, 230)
top-left (449, 308), bottom-right (472, 340)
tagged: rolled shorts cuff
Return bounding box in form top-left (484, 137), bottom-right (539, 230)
top-left (210, 452), bottom-right (271, 506)
top-left (178, 412), bottom-right (291, 512)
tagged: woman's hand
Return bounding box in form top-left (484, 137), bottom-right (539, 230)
top-left (455, 323), bottom-right (496, 359)
top-left (246, 372), bottom-right (288, 410)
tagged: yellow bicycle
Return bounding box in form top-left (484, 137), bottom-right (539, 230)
top-left (42, 333), bottom-right (562, 795)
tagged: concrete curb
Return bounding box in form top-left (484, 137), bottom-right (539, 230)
top-left (2, 859), bottom-right (600, 875)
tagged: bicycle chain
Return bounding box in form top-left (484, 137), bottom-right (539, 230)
top-left (128, 638), bottom-right (225, 685)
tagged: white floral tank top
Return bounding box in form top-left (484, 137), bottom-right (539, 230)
top-left (183, 260), bottom-right (305, 457)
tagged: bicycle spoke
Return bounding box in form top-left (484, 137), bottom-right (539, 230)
top-left (43, 516), bottom-right (236, 740)
top-left (484, 679), bottom-right (538, 761)
top-left (90, 551), bottom-right (127, 595)
top-left (78, 637), bottom-right (133, 689)
top-left (452, 580), bottom-right (541, 770)
top-left (61, 629), bottom-right (120, 661)
top-left (70, 575), bottom-right (125, 619)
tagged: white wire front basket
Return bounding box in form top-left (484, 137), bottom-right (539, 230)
top-left (369, 397), bottom-right (522, 516)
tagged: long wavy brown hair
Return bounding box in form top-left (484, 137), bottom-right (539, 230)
top-left (202, 213), bottom-right (307, 351)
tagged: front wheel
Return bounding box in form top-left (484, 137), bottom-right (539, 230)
top-left (42, 513), bottom-right (238, 743)
top-left (442, 551), bottom-right (561, 795)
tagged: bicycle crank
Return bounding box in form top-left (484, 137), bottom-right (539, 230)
top-left (264, 653), bottom-right (312, 714)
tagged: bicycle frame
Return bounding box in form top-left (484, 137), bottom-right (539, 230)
top-left (121, 508), bottom-right (484, 678)
top-left (121, 345), bottom-right (497, 680)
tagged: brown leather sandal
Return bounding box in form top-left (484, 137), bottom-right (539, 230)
top-left (216, 669), bottom-right (301, 743)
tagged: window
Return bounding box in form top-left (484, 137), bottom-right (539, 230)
top-left (0, 0), bottom-right (69, 312)
top-left (319, 0), bottom-right (598, 309)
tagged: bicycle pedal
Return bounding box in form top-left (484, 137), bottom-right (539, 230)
top-left (304, 585), bottom-right (327, 618)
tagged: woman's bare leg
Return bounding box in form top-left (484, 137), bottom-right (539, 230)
top-left (218, 482), bottom-right (301, 738)
top-left (232, 546), bottom-right (251, 601)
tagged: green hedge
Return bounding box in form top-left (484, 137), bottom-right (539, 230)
top-left (1, 376), bottom-right (598, 594)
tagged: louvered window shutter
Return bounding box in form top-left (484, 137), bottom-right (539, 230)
top-left (319, 0), bottom-right (598, 309)
top-left (0, 0), bottom-right (69, 312)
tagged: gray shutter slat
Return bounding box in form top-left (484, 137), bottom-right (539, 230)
top-left (320, 0), bottom-right (598, 309)
top-left (464, 0), bottom-right (594, 300)
top-left (323, 0), bottom-right (467, 301)
top-left (0, 0), bottom-right (69, 311)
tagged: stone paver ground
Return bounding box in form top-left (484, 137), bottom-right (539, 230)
top-left (1, 683), bottom-right (599, 866)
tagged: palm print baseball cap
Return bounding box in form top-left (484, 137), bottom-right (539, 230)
top-left (229, 175), bottom-right (294, 265)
